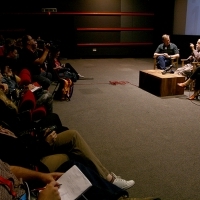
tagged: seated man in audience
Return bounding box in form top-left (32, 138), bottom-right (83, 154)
top-left (0, 111), bottom-right (135, 191)
top-left (153, 34), bottom-right (179, 70)
top-left (3, 45), bottom-right (21, 74)
top-left (20, 35), bottom-right (51, 90)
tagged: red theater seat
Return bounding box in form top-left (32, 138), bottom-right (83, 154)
top-left (19, 90), bottom-right (46, 121)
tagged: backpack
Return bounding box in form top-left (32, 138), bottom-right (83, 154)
top-left (53, 78), bottom-right (74, 101)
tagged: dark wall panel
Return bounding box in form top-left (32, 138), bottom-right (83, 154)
top-left (0, 0), bottom-right (175, 58)
top-left (74, 16), bottom-right (121, 28)
top-left (76, 32), bottom-right (120, 43)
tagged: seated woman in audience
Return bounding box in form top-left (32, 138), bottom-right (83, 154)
top-left (48, 47), bottom-right (84, 82)
top-left (1, 64), bottom-right (53, 113)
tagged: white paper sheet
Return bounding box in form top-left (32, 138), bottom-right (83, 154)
top-left (57, 165), bottom-right (92, 200)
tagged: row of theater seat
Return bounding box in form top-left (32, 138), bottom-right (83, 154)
top-left (18, 69), bottom-right (47, 122)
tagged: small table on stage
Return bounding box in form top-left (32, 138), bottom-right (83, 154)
top-left (139, 70), bottom-right (185, 97)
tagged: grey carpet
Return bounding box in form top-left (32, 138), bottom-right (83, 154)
top-left (49, 58), bottom-right (200, 200)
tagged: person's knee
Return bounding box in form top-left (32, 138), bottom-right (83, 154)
top-left (65, 129), bottom-right (80, 138)
top-left (40, 154), bottom-right (69, 172)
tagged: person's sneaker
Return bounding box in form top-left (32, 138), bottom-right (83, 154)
top-left (78, 74), bottom-right (85, 79)
top-left (111, 172), bottom-right (135, 190)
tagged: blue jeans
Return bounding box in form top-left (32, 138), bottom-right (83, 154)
top-left (156, 56), bottom-right (171, 70)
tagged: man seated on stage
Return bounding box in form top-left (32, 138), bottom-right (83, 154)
top-left (153, 34), bottom-right (180, 71)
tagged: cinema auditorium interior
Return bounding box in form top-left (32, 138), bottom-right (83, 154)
top-left (0, 1), bottom-right (199, 200)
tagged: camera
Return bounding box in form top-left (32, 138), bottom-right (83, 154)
top-left (37, 39), bottom-right (58, 51)
top-left (43, 125), bottom-right (57, 134)
top-left (37, 125), bottom-right (57, 138)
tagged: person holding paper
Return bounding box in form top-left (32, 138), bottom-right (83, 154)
top-left (0, 120), bottom-right (135, 191)
top-left (39, 129), bottom-right (135, 190)
top-left (0, 159), bottom-right (62, 200)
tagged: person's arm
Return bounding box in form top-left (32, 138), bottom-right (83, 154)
top-left (10, 165), bottom-right (63, 183)
top-left (34, 49), bottom-right (49, 65)
top-left (153, 52), bottom-right (165, 58)
top-left (192, 50), bottom-right (200, 61)
top-left (153, 44), bottom-right (165, 58)
top-left (170, 44), bottom-right (180, 59)
top-left (34, 44), bottom-right (50, 65)
top-left (0, 83), bottom-right (8, 92)
top-left (10, 166), bottom-right (62, 200)
top-left (170, 53), bottom-right (180, 59)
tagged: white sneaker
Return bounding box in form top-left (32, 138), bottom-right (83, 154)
top-left (111, 172), bottom-right (135, 190)
top-left (78, 74), bottom-right (84, 78)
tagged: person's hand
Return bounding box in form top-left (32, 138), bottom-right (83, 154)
top-left (190, 43), bottom-right (195, 50)
top-left (0, 83), bottom-right (8, 92)
top-left (44, 43), bottom-right (50, 52)
top-left (39, 172), bottom-right (63, 184)
top-left (27, 84), bottom-right (36, 90)
top-left (38, 181), bottom-right (61, 200)
top-left (45, 130), bottom-right (57, 146)
top-left (163, 53), bottom-right (169, 58)
top-left (7, 69), bottom-right (13, 77)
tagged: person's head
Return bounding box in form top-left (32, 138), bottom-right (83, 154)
top-left (22, 35), bottom-right (35, 48)
top-left (16, 38), bottom-right (23, 48)
top-left (6, 45), bottom-right (18, 59)
top-left (1, 65), bottom-right (12, 76)
top-left (196, 39), bottom-right (200, 51)
top-left (162, 34), bottom-right (170, 46)
top-left (51, 47), bottom-right (60, 59)
top-left (32, 39), bottom-right (38, 51)
top-left (4, 38), bottom-right (15, 47)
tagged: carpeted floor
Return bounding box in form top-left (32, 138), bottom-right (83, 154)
top-left (49, 58), bottom-right (200, 200)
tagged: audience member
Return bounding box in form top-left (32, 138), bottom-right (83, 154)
top-left (15, 37), bottom-right (23, 57)
top-left (0, 159), bottom-right (63, 200)
top-left (3, 45), bottom-right (20, 74)
top-left (3, 38), bottom-right (15, 56)
top-left (48, 47), bottom-right (84, 82)
top-left (20, 35), bottom-right (51, 90)
top-left (1, 65), bottom-right (53, 113)
top-left (0, 77), bottom-right (8, 93)
top-left (154, 34), bottom-right (180, 70)
top-left (32, 39), bottom-right (53, 81)
top-left (0, 159), bottom-right (132, 200)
